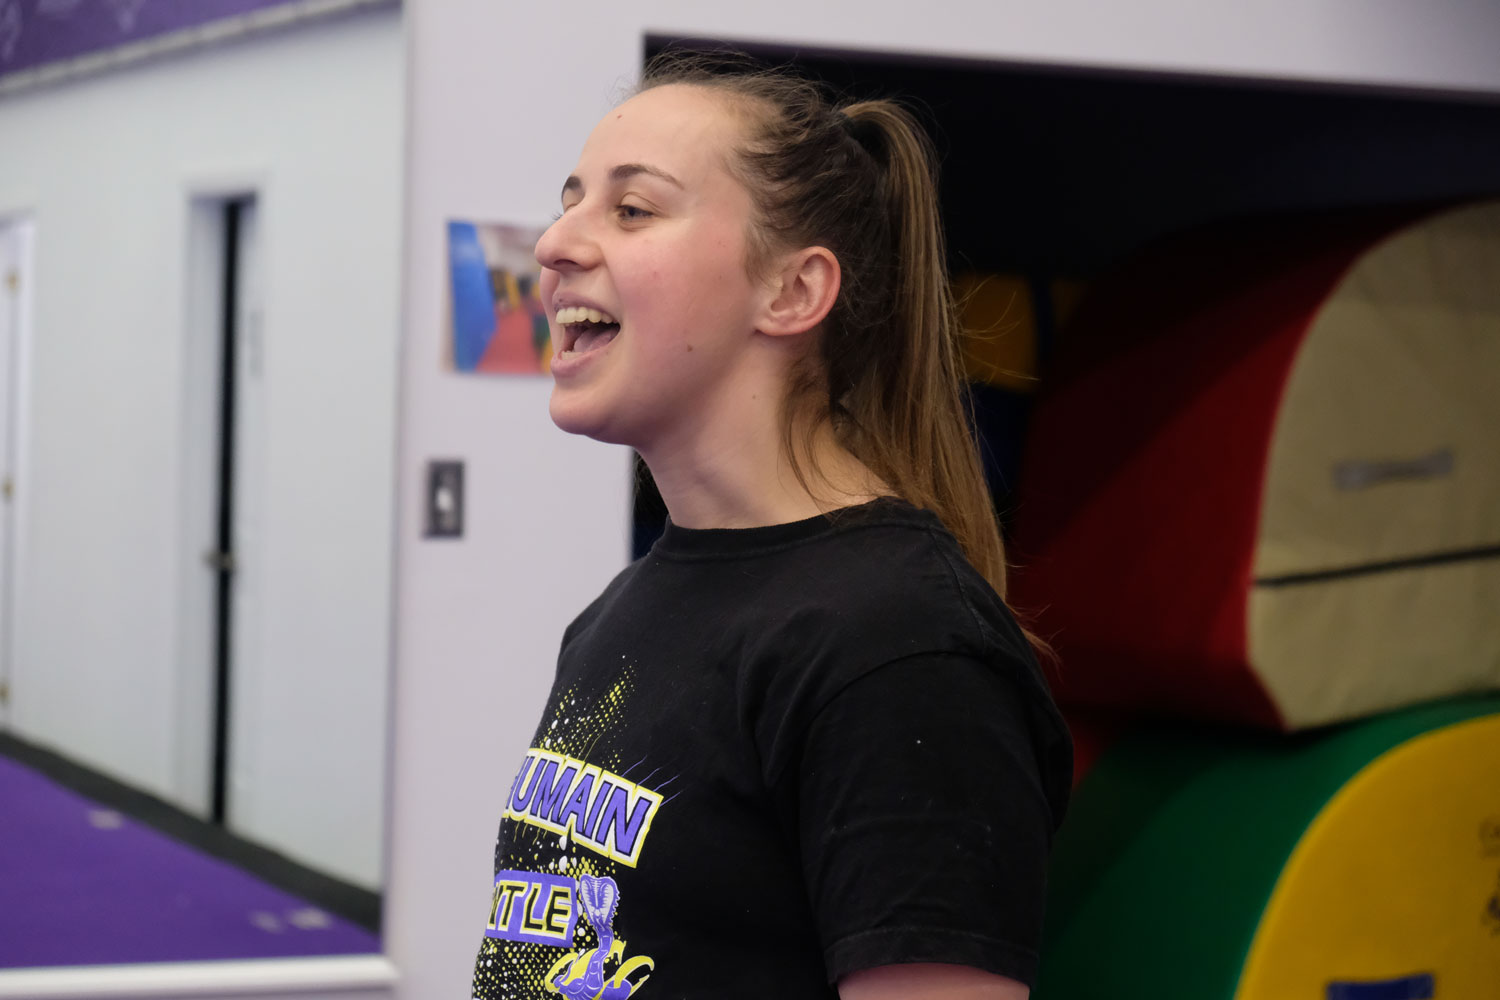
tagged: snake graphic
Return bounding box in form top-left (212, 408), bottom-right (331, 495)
top-left (553, 875), bottom-right (647, 1000)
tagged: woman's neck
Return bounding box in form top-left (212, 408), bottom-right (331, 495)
top-left (642, 408), bottom-right (888, 531)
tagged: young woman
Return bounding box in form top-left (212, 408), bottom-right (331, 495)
top-left (472, 57), bottom-right (1072, 1000)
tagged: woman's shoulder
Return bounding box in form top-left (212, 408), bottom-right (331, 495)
top-left (822, 500), bottom-right (1018, 624)
top-left (742, 499), bottom-right (1033, 670)
top-left (557, 553), bottom-right (653, 646)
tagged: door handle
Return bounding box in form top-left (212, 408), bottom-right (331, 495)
top-left (203, 549), bottom-right (236, 573)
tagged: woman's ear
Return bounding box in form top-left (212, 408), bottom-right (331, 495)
top-left (757, 247), bottom-right (840, 338)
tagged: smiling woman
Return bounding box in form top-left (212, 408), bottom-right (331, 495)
top-left (536, 86), bottom-right (771, 465)
top-left (469, 54), bottom-right (1072, 1000)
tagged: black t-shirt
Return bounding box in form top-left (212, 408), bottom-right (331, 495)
top-left (471, 499), bottom-right (1072, 999)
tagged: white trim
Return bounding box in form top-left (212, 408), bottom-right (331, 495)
top-left (183, 172), bottom-right (273, 203)
top-left (0, 955), bottom-right (398, 999)
top-left (0, 215), bottom-right (33, 734)
top-left (225, 196), bottom-right (268, 838)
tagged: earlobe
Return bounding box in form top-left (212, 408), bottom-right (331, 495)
top-left (759, 247), bottom-right (841, 338)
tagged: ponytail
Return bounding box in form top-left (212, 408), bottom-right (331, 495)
top-left (830, 101), bottom-right (1010, 600)
top-left (640, 54), bottom-right (1032, 641)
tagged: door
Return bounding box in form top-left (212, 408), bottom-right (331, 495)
top-left (176, 195), bottom-right (264, 821)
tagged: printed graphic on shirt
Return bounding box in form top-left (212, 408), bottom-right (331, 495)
top-left (546, 875), bottom-right (656, 999)
top-left (473, 666), bottom-right (670, 1000)
top-left (502, 749), bottom-right (662, 866)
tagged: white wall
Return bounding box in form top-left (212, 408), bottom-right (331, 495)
top-left (385, 2), bottom-right (1500, 1000)
top-left (0, 7), bottom-right (403, 888)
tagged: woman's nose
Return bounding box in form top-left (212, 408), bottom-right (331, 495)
top-left (534, 208), bottom-right (596, 273)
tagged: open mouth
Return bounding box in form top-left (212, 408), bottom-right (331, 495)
top-left (555, 305), bottom-right (621, 356)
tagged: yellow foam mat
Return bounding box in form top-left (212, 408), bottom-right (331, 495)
top-left (1236, 714), bottom-right (1500, 998)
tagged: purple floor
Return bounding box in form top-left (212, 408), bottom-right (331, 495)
top-left (0, 755), bottom-right (380, 968)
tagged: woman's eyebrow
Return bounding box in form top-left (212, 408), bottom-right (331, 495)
top-left (560, 163), bottom-right (684, 201)
top-left (609, 163), bottom-right (683, 187)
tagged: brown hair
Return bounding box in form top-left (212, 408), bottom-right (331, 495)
top-left (641, 53), bottom-right (1028, 619)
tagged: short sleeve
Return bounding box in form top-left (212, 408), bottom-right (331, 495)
top-left (785, 651), bottom-right (1060, 987)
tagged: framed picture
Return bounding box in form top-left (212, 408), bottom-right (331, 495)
top-left (446, 221), bottom-right (550, 375)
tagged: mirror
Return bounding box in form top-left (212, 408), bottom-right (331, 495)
top-left (0, 0), bottom-right (402, 970)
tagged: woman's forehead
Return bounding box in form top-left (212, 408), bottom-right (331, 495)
top-left (575, 84), bottom-right (740, 183)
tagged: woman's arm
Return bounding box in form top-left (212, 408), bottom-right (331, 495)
top-left (784, 654), bottom-right (1059, 992)
top-left (840, 963), bottom-right (1030, 1000)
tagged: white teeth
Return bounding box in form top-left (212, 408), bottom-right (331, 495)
top-left (555, 306), bottom-right (617, 325)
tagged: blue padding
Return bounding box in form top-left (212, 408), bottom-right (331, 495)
top-left (447, 221), bottom-right (496, 372)
top-left (1326, 973), bottom-right (1435, 1000)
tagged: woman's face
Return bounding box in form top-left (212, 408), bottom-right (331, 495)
top-left (535, 84), bottom-right (767, 453)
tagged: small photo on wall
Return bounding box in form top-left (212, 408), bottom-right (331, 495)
top-left (446, 221), bottom-right (551, 375)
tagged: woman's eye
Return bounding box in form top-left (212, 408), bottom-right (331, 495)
top-left (617, 204), bottom-right (653, 221)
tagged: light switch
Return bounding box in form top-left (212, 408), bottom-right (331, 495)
top-left (425, 460), bottom-right (464, 539)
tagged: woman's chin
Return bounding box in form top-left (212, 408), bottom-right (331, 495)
top-left (547, 392), bottom-right (595, 437)
top-left (548, 389), bottom-right (626, 445)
